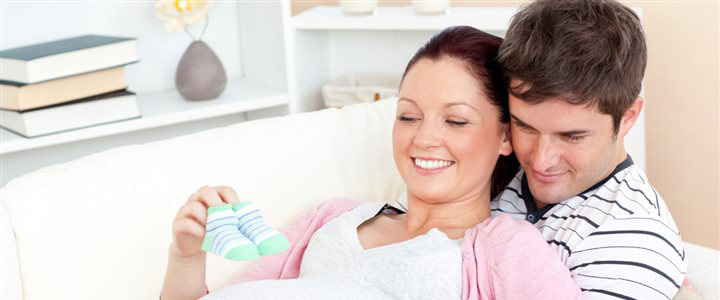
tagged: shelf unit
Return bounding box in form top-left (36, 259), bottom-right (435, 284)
top-left (0, 0), bottom-right (293, 186)
top-left (0, 78), bottom-right (288, 155)
top-left (291, 6), bottom-right (516, 31)
top-left (286, 5), bottom-right (514, 114)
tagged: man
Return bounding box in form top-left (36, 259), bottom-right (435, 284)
top-left (490, 0), bottom-right (687, 299)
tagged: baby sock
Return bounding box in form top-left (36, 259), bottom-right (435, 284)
top-left (201, 204), bottom-right (259, 260)
top-left (232, 202), bottom-right (289, 256)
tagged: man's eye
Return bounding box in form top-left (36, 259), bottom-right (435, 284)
top-left (564, 135), bottom-right (584, 142)
top-left (446, 120), bottom-right (468, 127)
top-left (398, 116), bottom-right (417, 123)
top-left (514, 121), bottom-right (530, 130)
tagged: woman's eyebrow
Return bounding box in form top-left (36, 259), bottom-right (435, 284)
top-left (398, 97), bottom-right (418, 106)
top-left (445, 102), bottom-right (480, 114)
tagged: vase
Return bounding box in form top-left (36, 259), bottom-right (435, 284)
top-left (340, 0), bottom-right (378, 15)
top-left (412, 0), bottom-right (449, 15)
top-left (175, 40), bottom-right (227, 101)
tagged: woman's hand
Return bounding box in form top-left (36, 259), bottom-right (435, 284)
top-left (170, 185), bottom-right (241, 260)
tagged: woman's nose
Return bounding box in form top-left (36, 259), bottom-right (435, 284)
top-left (413, 120), bottom-right (443, 149)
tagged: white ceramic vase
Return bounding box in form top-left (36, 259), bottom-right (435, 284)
top-left (412, 0), bottom-right (449, 15)
top-left (340, 0), bottom-right (379, 15)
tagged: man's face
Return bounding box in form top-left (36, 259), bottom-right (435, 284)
top-left (509, 89), bottom-right (626, 207)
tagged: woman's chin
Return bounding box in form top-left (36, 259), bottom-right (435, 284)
top-left (406, 188), bottom-right (451, 204)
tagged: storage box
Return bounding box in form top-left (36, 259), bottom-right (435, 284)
top-left (322, 73), bottom-right (400, 108)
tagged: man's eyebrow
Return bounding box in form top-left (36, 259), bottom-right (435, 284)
top-left (510, 114), bottom-right (535, 130)
top-left (511, 114), bottom-right (591, 135)
top-left (558, 129), bottom-right (591, 136)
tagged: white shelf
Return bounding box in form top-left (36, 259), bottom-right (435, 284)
top-left (292, 6), bottom-right (515, 31)
top-left (0, 78), bottom-right (289, 155)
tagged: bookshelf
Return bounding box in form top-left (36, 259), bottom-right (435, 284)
top-left (291, 6), bottom-right (516, 31)
top-left (285, 5), bottom-right (513, 114)
top-left (0, 0), bottom-right (292, 186)
top-left (0, 78), bottom-right (288, 155)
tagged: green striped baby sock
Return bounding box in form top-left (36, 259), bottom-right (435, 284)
top-left (202, 204), bottom-right (259, 260)
top-left (233, 202), bottom-right (289, 256)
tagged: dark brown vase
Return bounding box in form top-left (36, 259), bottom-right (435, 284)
top-left (175, 41), bottom-right (227, 100)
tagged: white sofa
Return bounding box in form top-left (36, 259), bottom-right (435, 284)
top-left (0, 98), bottom-right (717, 300)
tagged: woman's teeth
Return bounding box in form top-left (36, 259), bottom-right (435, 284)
top-left (414, 158), bottom-right (455, 170)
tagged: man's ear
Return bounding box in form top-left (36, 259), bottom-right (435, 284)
top-left (499, 123), bottom-right (513, 156)
top-left (618, 97), bottom-right (643, 138)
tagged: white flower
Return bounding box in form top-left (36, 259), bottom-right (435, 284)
top-left (155, 0), bottom-right (213, 33)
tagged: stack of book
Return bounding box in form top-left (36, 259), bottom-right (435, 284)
top-left (0, 34), bottom-right (141, 138)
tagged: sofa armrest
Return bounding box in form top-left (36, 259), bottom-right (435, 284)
top-left (0, 201), bottom-right (23, 300)
top-left (683, 242), bottom-right (719, 299)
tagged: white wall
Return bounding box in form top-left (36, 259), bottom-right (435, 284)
top-left (0, 0), bottom-right (243, 94)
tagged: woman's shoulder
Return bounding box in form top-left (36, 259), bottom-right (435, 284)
top-left (314, 198), bottom-right (365, 214)
top-left (466, 214), bottom-right (544, 247)
top-left (478, 213), bottom-right (533, 230)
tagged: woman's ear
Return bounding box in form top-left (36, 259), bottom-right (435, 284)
top-left (499, 123), bottom-right (513, 156)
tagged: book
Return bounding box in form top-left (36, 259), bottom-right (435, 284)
top-left (0, 34), bottom-right (138, 84)
top-left (0, 90), bottom-right (141, 138)
top-left (0, 66), bottom-right (128, 111)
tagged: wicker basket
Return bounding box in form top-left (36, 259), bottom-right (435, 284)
top-left (321, 73), bottom-right (401, 108)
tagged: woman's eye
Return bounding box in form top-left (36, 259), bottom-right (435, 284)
top-left (398, 116), bottom-right (417, 123)
top-left (446, 120), bottom-right (468, 127)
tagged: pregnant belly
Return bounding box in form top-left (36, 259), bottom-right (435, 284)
top-left (199, 276), bottom-right (382, 300)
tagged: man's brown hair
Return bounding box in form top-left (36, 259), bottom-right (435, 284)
top-left (498, 0), bottom-right (646, 134)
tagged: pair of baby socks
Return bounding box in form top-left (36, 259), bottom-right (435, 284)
top-left (201, 202), bottom-right (289, 260)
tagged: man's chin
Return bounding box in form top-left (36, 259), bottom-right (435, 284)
top-left (528, 182), bottom-right (573, 206)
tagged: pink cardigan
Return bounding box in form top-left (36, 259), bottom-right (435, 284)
top-left (228, 199), bottom-right (582, 300)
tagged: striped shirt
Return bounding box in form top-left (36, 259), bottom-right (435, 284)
top-left (490, 156), bottom-right (687, 300)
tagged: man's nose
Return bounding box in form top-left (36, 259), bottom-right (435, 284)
top-left (530, 136), bottom-right (560, 172)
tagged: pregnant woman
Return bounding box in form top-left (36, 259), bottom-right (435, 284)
top-left (160, 26), bottom-right (581, 300)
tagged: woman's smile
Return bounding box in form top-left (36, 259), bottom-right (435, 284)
top-left (412, 157), bottom-right (456, 175)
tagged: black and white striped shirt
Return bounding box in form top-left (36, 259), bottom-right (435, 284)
top-left (490, 156), bottom-right (687, 300)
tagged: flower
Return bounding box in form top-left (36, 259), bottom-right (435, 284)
top-left (155, 0), bottom-right (213, 33)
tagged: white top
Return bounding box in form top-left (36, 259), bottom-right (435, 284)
top-left (489, 157), bottom-right (687, 299)
top-left (202, 201), bottom-right (462, 300)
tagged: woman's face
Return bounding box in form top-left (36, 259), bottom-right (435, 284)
top-left (393, 56), bottom-right (512, 204)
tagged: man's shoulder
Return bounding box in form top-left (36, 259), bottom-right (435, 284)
top-left (582, 164), bottom-right (671, 220)
top-left (545, 165), bottom-right (679, 237)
